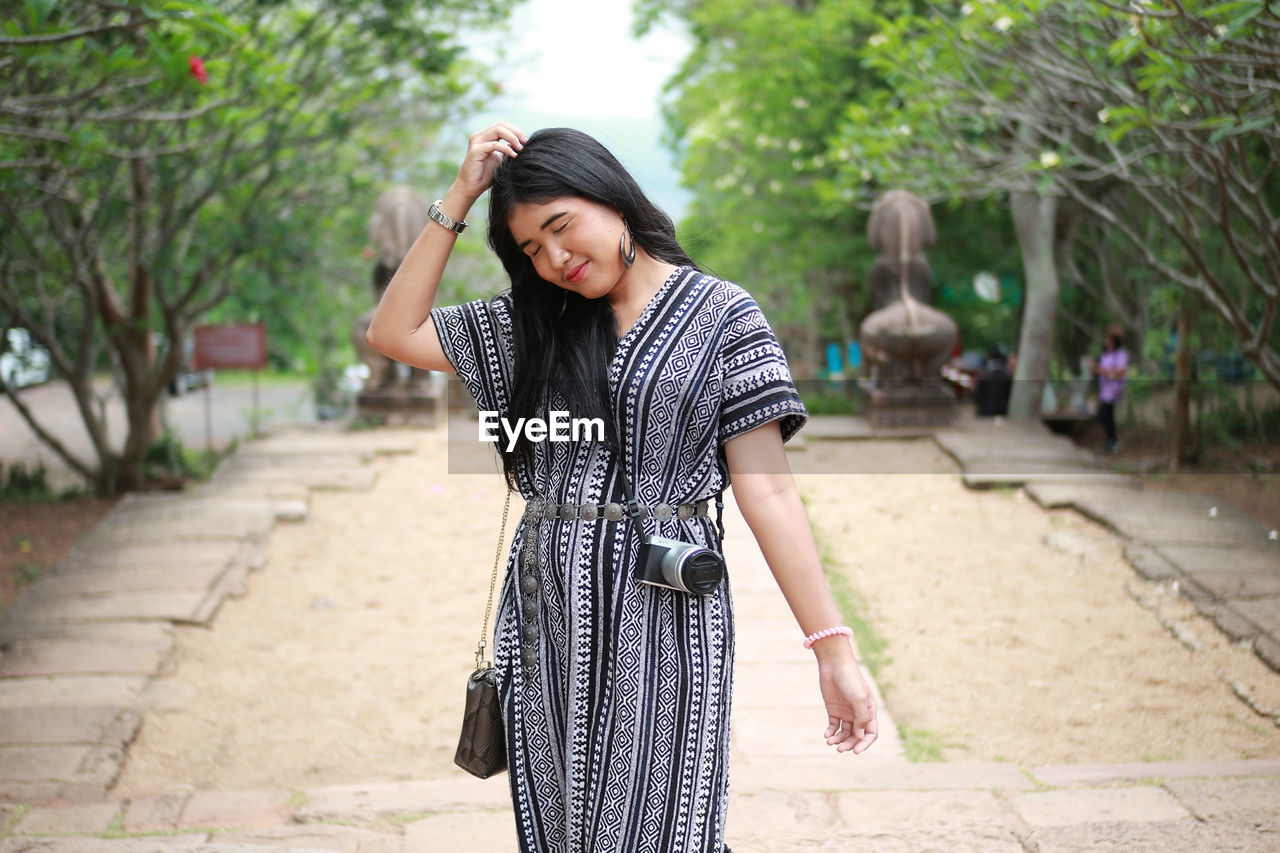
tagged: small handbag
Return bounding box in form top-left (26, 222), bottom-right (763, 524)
top-left (454, 491), bottom-right (511, 779)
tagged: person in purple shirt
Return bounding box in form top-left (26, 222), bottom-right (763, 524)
top-left (1088, 323), bottom-right (1128, 453)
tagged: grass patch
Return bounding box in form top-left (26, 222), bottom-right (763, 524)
top-left (99, 812), bottom-right (126, 837)
top-left (898, 723), bottom-right (946, 763)
top-left (387, 810), bottom-right (437, 825)
top-left (284, 790), bottom-right (308, 809)
top-left (1, 804), bottom-right (30, 836)
top-left (348, 414), bottom-right (387, 431)
top-left (803, 497), bottom-right (889, 676)
top-left (13, 560), bottom-right (41, 586)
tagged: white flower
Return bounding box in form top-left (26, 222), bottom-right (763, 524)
top-left (787, 138), bottom-right (803, 152)
top-left (837, 147), bottom-right (851, 161)
top-left (1039, 150), bottom-right (1061, 168)
top-left (994, 15), bottom-right (1013, 32)
top-left (812, 155), bottom-right (826, 169)
top-left (792, 97), bottom-right (810, 109)
top-left (792, 158), bottom-right (806, 171)
top-left (897, 124), bottom-right (913, 136)
top-left (860, 168), bottom-right (872, 181)
top-left (769, 179), bottom-right (783, 194)
top-left (869, 34), bottom-right (888, 48)
top-left (755, 134), bottom-right (770, 149)
top-left (1097, 107), bottom-right (1111, 123)
top-left (961, 3), bottom-right (975, 14)
top-left (1215, 24), bottom-right (1227, 37)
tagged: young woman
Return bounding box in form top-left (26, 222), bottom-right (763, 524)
top-left (366, 122), bottom-right (876, 852)
top-left (1088, 322), bottom-right (1129, 454)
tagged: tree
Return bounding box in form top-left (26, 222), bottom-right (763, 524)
top-left (0, 0), bottom-right (503, 493)
top-left (639, 0), bottom-right (898, 372)
top-left (838, 0), bottom-right (1280, 422)
top-left (640, 0), bottom-right (1019, 383)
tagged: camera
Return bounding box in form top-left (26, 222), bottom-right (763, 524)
top-left (635, 535), bottom-right (725, 596)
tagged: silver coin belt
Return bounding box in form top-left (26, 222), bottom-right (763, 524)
top-left (522, 497), bottom-right (710, 523)
top-left (514, 498), bottom-right (710, 669)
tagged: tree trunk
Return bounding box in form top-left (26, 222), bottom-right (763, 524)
top-left (1008, 189), bottom-right (1061, 421)
top-left (1169, 290), bottom-right (1196, 470)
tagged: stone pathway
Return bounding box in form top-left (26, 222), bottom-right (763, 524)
top-left (0, 429), bottom-right (419, 804)
top-left (930, 414), bottom-right (1280, 680)
top-left (3, 419), bottom-right (1280, 850)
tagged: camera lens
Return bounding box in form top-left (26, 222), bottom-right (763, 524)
top-left (669, 548), bottom-right (723, 595)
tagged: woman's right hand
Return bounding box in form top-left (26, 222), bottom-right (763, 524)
top-left (453, 122), bottom-right (526, 202)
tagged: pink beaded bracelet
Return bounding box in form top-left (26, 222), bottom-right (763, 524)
top-left (803, 625), bottom-right (853, 649)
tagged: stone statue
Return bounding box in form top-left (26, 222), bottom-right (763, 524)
top-left (350, 186), bottom-right (431, 390)
top-left (349, 186), bottom-right (443, 425)
top-left (858, 190), bottom-right (958, 427)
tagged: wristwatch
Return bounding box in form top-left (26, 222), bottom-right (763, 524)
top-left (427, 199), bottom-right (467, 234)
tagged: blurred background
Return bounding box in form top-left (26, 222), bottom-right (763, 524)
top-left (2, 0), bottom-right (1277, 503)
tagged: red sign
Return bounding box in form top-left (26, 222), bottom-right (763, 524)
top-left (192, 323), bottom-right (266, 370)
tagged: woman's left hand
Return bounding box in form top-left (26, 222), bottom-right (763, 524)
top-left (817, 658), bottom-right (878, 754)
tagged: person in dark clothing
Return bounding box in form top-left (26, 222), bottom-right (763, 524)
top-left (974, 345), bottom-right (1013, 417)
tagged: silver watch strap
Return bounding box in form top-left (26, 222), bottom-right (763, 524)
top-left (428, 199), bottom-right (467, 234)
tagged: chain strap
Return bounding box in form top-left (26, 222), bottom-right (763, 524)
top-left (475, 490), bottom-right (511, 669)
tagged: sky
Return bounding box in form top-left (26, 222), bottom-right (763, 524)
top-left (464, 0), bottom-right (692, 219)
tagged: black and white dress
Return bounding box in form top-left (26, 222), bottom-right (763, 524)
top-left (432, 267), bottom-right (806, 852)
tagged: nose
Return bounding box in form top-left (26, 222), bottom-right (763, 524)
top-left (551, 244), bottom-right (571, 268)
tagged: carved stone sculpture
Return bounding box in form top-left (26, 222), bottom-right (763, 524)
top-left (858, 190), bottom-right (958, 428)
top-left (350, 186), bottom-right (441, 425)
top-left (350, 186), bottom-right (431, 390)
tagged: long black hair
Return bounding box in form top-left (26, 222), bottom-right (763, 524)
top-left (487, 127), bottom-right (696, 487)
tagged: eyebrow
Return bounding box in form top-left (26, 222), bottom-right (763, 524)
top-left (516, 211), bottom-right (568, 251)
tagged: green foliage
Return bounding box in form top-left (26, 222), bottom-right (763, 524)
top-left (0, 0), bottom-right (511, 492)
top-left (801, 384), bottom-right (864, 416)
top-left (647, 0), bottom-right (1020, 374)
top-left (898, 723), bottom-right (947, 763)
top-left (838, 0), bottom-right (1280, 390)
top-left (143, 430), bottom-right (222, 483)
top-left (1198, 394), bottom-right (1280, 449)
top-left (0, 462), bottom-right (54, 501)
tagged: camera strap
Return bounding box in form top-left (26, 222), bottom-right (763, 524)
top-left (609, 423), bottom-right (725, 551)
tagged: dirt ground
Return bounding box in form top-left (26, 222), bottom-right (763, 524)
top-left (0, 497), bottom-right (118, 609)
top-left (94, 427), bottom-right (1280, 795)
top-left (795, 439), bottom-right (1280, 766)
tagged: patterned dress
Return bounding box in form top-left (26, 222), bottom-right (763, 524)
top-left (431, 267), bottom-right (806, 852)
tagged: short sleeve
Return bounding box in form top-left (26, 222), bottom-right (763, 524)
top-left (717, 288), bottom-right (808, 445)
top-left (429, 294), bottom-right (515, 414)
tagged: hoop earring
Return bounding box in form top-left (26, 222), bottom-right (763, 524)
top-left (620, 218), bottom-right (636, 268)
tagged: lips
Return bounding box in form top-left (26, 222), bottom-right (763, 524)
top-left (566, 262), bottom-right (587, 284)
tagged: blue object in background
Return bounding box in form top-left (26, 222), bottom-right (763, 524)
top-left (826, 342), bottom-right (843, 376)
top-left (847, 341), bottom-right (862, 370)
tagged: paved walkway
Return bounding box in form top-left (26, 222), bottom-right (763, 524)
top-left (2, 418), bottom-right (1280, 850)
top-left (928, 413), bottom-right (1280, 682)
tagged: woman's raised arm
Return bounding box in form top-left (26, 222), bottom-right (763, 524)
top-left (365, 123), bottom-right (526, 373)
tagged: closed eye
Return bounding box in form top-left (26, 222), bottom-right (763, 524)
top-left (526, 222), bottom-right (569, 259)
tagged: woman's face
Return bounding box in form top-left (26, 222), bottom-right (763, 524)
top-left (507, 196), bottom-right (628, 300)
